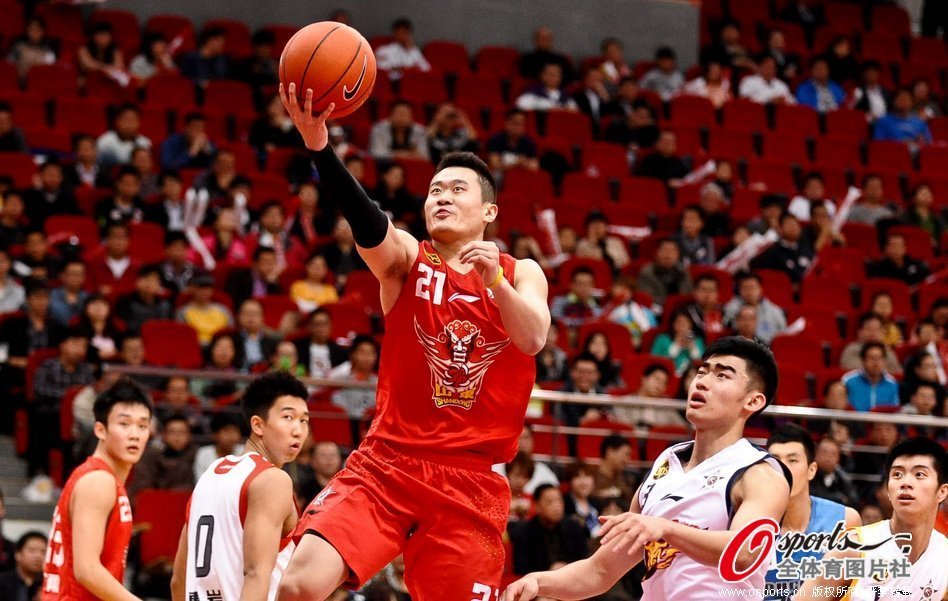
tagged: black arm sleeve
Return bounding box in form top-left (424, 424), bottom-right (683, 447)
top-left (309, 147), bottom-right (390, 249)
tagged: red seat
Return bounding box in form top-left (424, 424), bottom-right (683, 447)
top-left (259, 295), bottom-right (300, 330)
top-left (475, 46), bottom-right (520, 79)
top-left (0, 92), bottom-right (48, 131)
top-left (204, 18), bottom-right (252, 58)
top-left (775, 366), bottom-right (813, 405)
top-left (398, 71), bottom-right (448, 106)
top-left (771, 335), bottom-right (829, 371)
top-left (668, 95), bottom-right (716, 128)
top-left (134, 489), bottom-right (190, 565)
top-left (452, 73), bottom-right (504, 106)
top-left (729, 187), bottom-right (764, 223)
top-left (824, 109), bottom-right (870, 141)
top-left (144, 74), bottom-right (197, 107)
top-left (129, 222), bottom-right (167, 264)
top-left (801, 275), bottom-right (854, 311)
top-left (773, 104), bottom-right (819, 136)
top-left (885, 225), bottom-right (934, 262)
top-left (577, 322), bottom-right (636, 362)
top-left (54, 96), bottom-right (109, 136)
top-left (918, 283), bottom-right (948, 317)
top-left (620, 355), bottom-right (678, 396)
top-left (35, 2), bottom-right (83, 42)
top-left (870, 4), bottom-right (911, 37)
top-left (393, 158), bottom-right (435, 197)
top-left (556, 257), bottom-right (613, 291)
top-left (341, 270), bottom-right (382, 315)
top-left (25, 63), bottom-right (78, 98)
top-left (322, 302), bottom-right (372, 339)
top-left (754, 268), bottom-right (795, 308)
top-left (581, 142), bottom-right (629, 179)
top-left (0, 0), bottom-right (24, 41)
top-left (721, 98), bottom-right (768, 133)
top-left (545, 110), bottom-right (592, 142)
top-left (26, 348), bottom-right (60, 401)
top-left (576, 419), bottom-right (636, 461)
top-left (561, 173), bottom-right (610, 203)
top-left (524, 415), bottom-right (565, 457)
top-left (840, 222), bottom-right (880, 257)
top-left (867, 140), bottom-right (912, 172)
top-left (59, 385), bottom-right (83, 443)
top-left (909, 37), bottom-right (948, 67)
top-left (307, 401), bottom-right (355, 447)
top-left (0, 153), bottom-right (37, 188)
top-left (860, 32), bottom-right (905, 65)
top-left (44, 215), bottom-right (100, 248)
top-left (707, 128), bottom-right (756, 162)
top-left (823, 4), bottom-right (865, 34)
top-left (619, 176), bottom-right (668, 207)
top-left (203, 80), bottom-right (255, 114)
top-left (666, 125), bottom-right (704, 157)
top-left (261, 24), bottom-right (298, 56)
top-left (423, 40), bottom-right (471, 74)
top-left (919, 146), bottom-right (948, 176)
top-left (24, 127), bottom-right (71, 153)
top-left (798, 305), bottom-right (846, 341)
top-left (728, 0), bottom-right (772, 28)
top-left (746, 159), bottom-right (796, 195)
top-left (503, 168), bottom-right (553, 202)
top-left (644, 424), bottom-right (690, 461)
top-left (814, 136), bottom-right (863, 170)
top-left (141, 320), bottom-right (203, 368)
top-left (897, 62), bottom-right (942, 93)
top-left (762, 132), bottom-right (809, 164)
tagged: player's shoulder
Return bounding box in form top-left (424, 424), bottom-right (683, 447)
top-left (247, 464), bottom-right (291, 492)
top-left (512, 256), bottom-right (545, 283)
top-left (741, 459), bottom-right (791, 491)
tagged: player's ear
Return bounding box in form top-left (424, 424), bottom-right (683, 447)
top-left (743, 391), bottom-right (766, 414)
top-left (937, 482), bottom-right (948, 506)
top-left (249, 414), bottom-right (265, 437)
top-left (483, 200), bottom-right (498, 223)
top-left (93, 420), bottom-right (107, 441)
top-left (807, 461), bottom-right (818, 482)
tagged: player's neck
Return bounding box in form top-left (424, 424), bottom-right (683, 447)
top-left (686, 426), bottom-right (742, 470)
top-left (890, 513), bottom-right (935, 564)
top-left (92, 446), bottom-right (132, 482)
top-left (781, 492), bottom-right (812, 533)
top-left (245, 437), bottom-right (283, 468)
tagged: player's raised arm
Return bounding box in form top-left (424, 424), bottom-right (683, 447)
top-left (170, 525), bottom-right (188, 601)
top-left (70, 470), bottom-right (142, 601)
top-left (280, 83), bottom-right (417, 289)
top-left (239, 468), bottom-right (296, 601)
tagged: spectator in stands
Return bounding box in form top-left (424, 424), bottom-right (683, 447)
top-left (733, 304), bottom-right (758, 341)
top-left (94, 166), bottom-right (147, 233)
top-left (839, 313), bottom-right (902, 374)
top-left (685, 274), bottom-right (725, 338)
top-left (795, 57), bottom-right (844, 113)
top-left (176, 270), bottom-right (233, 345)
top-left (249, 94), bottom-right (305, 156)
top-left (144, 170), bottom-right (184, 232)
top-left (911, 79), bottom-right (942, 120)
top-left (520, 26), bottom-right (575, 82)
top-left (536, 322), bottom-right (568, 383)
top-left (750, 212), bottom-right (813, 283)
top-left (130, 414), bottom-right (198, 498)
top-left (821, 36), bottom-right (860, 86)
top-left (289, 253), bottom-right (338, 314)
top-left (375, 18), bottom-right (431, 80)
top-left (160, 112), bottom-right (216, 171)
top-left (574, 210), bottom-right (630, 272)
top-left (5, 17), bottom-right (56, 79)
top-left (236, 29), bottom-right (279, 93)
top-left (157, 232), bottom-right (195, 295)
top-left (900, 382), bottom-right (940, 419)
top-left (866, 232), bottom-right (930, 286)
top-left (0, 102), bottom-right (26, 153)
top-left (0, 191), bottom-right (26, 248)
top-left (287, 181), bottom-right (335, 246)
top-left (874, 88), bottom-right (933, 145)
top-left (373, 163), bottom-right (422, 230)
top-left (550, 266), bottom-right (602, 329)
top-left (30, 328), bottom-right (94, 474)
top-left (640, 46), bottom-right (684, 101)
top-left (129, 32), bottom-right (177, 82)
top-left (297, 441), bottom-right (343, 504)
top-left (178, 27), bottom-right (229, 87)
top-left (88, 223), bottom-right (139, 296)
top-left (115, 264), bottom-right (173, 334)
top-left (847, 174), bottom-right (896, 225)
top-left (230, 299), bottom-right (280, 371)
top-left (516, 62), bottom-right (578, 112)
top-left (849, 61), bottom-right (889, 122)
top-left (426, 103), bottom-right (478, 165)
top-left (901, 183), bottom-right (946, 251)
top-left (557, 354), bottom-right (607, 437)
top-left (0, 488), bottom-right (13, 570)
top-left (674, 205), bottom-right (715, 267)
top-left (192, 411), bottom-right (244, 479)
top-left (486, 108), bottom-right (540, 178)
top-left (581, 331), bottom-right (622, 389)
top-left (510, 483), bottom-right (589, 573)
top-left (764, 29), bottom-right (800, 82)
top-left (329, 335), bottom-right (379, 419)
top-left (604, 76), bottom-right (642, 119)
top-left (809, 436), bottom-right (858, 507)
top-left (132, 147), bottom-right (160, 198)
top-left (191, 333), bottom-right (241, 401)
top-left (651, 309), bottom-right (705, 375)
top-left (271, 340), bottom-right (306, 377)
top-left (788, 171), bottom-right (835, 221)
top-left (96, 104), bottom-right (152, 168)
top-left (842, 342), bottom-right (900, 412)
top-left (65, 134), bottom-right (108, 189)
top-left (190, 206), bottom-right (248, 269)
top-left (0, 531), bottom-right (46, 601)
top-left (637, 130), bottom-right (688, 185)
top-left (901, 351), bottom-right (944, 402)
top-left (869, 292), bottom-right (903, 348)
top-left (571, 68), bottom-right (612, 133)
top-left (636, 238), bottom-right (693, 306)
top-left (0, 277), bottom-right (63, 371)
top-left (852, 422), bottom-right (899, 494)
top-left (13, 229), bottom-right (59, 280)
top-left (48, 258), bottom-right (87, 327)
top-left (247, 201), bottom-right (306, 270)
top-left (616, 363), bottom-right (687, 428)
top-left (680, 60), bottom-right (732, 109)
top-left (192, 149), bottom-right (238, 203)
top-left (294, 307), bottom-right (347, 381)
top-left (0, 247), bottom-right (23, 314)
top-left (603, 100), bottom-right (660, 151)
top-left (704, 21), bottom-right (754, 71)
top-left (738, 55), bottom-right (795, 105)
top-left (157, 374), bottom-right (207, 432)
top-left (603, 275), bottom-right (657, 349)
top-left (75, 294), bottom-right (119, 362)
top-left (24, 159), bottom-right (79, 229)
top-left (78, 22), bottom-right (127, 85)
top-left (562, 462), bottom-right (600, 537)
top-left (224, 246), bottom-right (282, 309)
top-left (723, 273), bottom-right (787, 344)
top-left (599, 37), bottom-right (631, 92)
top-left (593, 434), bottom-right (636, 503)
top-left (322, 218), bottom-right (368, 291)
top-left (369, 100), bottom-right (428, 160)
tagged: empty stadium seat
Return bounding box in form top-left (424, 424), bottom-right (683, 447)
top-left (707, 128), bottom-right (756, 162)
top-left (560, 172), bottom-right (611, 203)
top-left (581, 142), bottom-right (629, 179)
top-left (576, 419), bottom-right (636, 460)
top-left (474, 45), bottom-right (520, 79)
top-left (762, 132), bottom-right (809, 164)
top-left (141, 320), bottom-right (203, 368)
top-left (423, 40), bottom-right (471, 74)
top-left (668, 95), bottom-right (716, 128)
top-left (773, 104), bottom-right (819, 136)
top-left (545, 110), bottom-right (592, 142)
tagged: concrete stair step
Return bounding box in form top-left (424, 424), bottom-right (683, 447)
top-left (0, 477), bottom-right (31, 497)
top-left (0, 436), bottom-right (15, 457)
top-left (3, 497), bottom-right (55, 521)
top-left (0, 458), bottom-right (26, 480)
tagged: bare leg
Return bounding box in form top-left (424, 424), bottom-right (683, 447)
top-left (277, 534), bottom-right (348, 601)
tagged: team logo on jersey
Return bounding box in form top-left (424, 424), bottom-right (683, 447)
top-left (643, 539), bottom-right (681, 579)
top-left (414, 317), bottom-right (509, 410)
top-left (313, 487), bottom-right (336, 507)
top-left (653, 459), bottom-right (670, 480)
top-left (704, 473), bottom-right (721, 488)
top-left (424, 248), bottom-right (442, 265)
top-left (214, 458), bottom-right (239, 474)
top-left (920, 580), bottom-right (935, 600)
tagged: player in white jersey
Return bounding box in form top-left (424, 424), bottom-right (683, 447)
top-left (794, 438), bottom-right (948, 601)
top-left (170, 372), bottom-right (310, 601)
top-left (504, 336), bottom-right (792, 601)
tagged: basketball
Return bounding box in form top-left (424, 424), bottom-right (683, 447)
top-left (279, 22), bottom-right (376, 119)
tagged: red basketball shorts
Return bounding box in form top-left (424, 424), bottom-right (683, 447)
top-left (293, 438), bottom-right (511, 601)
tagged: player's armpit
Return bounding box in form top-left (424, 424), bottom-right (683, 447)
top-left (240, 468), bottom-right (295, 601)
top-left (358, 225), bottom-right (419, 299)
top-left (170, 526), bottom-right (188, 601)
top-left (492, 258), bottom-right (550, 355)
top-left (792, 549), bottom-right (857, 600)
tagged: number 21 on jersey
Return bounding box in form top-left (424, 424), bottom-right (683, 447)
top-left (415, 263), bottom-right (446, 305)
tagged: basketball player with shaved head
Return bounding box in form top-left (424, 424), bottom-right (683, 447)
top-left (505, 336), bottom-right (792, 600)
top-left (276, 84), bottom-right (550, 601)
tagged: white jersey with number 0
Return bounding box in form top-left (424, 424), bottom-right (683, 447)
top-left (637, 438), bottom-right (789, 600)
top-left (185, 452), bottom-right (296, 601)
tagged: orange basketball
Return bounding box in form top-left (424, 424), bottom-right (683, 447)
top-left (279, 22), bottom-right (376, 119)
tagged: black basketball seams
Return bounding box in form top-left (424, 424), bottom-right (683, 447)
top-left (297, 24), bottom-right (344, 104)
top-left (310, 38), bottom-right (365, 106)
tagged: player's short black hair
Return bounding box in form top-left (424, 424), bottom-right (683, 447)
top-left (702, 336), bottom-right (778, 411)
top-left (161, 412), bottom-right (190, 430)
top-left (349, 334), bottom-right (378, 357)
top-left (736, 272), bottom-right (762, 286)
top-left (23, 276), bottom-right (49, 297)
top-left (93, 376), bottom-right (153, 425)
top-left (767, 424), bottom-right (816, 464)
top-left (760, 193), bottom-right (787, 209)
top-left (884, 437), bottom-right (948, 485)
top-left (600, 434), bottom-right (631, 457)
top-left (16, 531), bottom-right (46, 551)
top-left (240, 371), bottom-right (308, 424)
top-left (200, 27), bottom-right (226, 46)
top-left (164, 231), bottom-right (188, 246)
top-left (434, 152), bottom-right (496, 205)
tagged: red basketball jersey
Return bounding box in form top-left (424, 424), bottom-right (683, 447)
top-left (366, 240), bottom-right (536, 464)
top-left (42, 456), bottom-right (134, 601)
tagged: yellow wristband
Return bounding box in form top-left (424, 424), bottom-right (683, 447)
top-left (487, 266), bottom-right (504, 289)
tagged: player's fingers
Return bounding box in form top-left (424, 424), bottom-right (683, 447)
top-left (317, 102), bottom-right (335, 123)
top-left (629, 533), bottom-right (649, 556)
top-left (287, 83), bottom-right (299, 111)
top-left (303, 88), bottom-right (314, 118)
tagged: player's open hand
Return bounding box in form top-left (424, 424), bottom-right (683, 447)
top-left (279, 82), bottom-right (334, 152)
top-left (459, 241), bottom-right (501, 288)
top-left (599, 512), bottom-right (668, 557)
top-left (502, 574), bottom-right (540, 601)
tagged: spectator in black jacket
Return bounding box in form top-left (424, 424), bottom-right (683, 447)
top-left (637, 130), bottom-right (688, 186)
top-left (293, 307), bottom-right (348, 380)
top-left (509, 483), bottom-right (590, 574)
top-left (115, 264), bottom-right (173, 334)
top-left (23, 159), bottom-right (79, 229)
top-left (224, 246), bottom-right (282, 310)
top-left (866, 233), bottom-right (930, 286)
top-left (519, 27), bottom-right (575, 82)
top-left (0, 531), bottom-right (46, 601)
top-left (230, 299), bottom-right (281, 371)
top-left (178, 27), bottom-right (228, 87)
top-left (751, 212), bottom-right (814, 282)
top-left (0, 102), bottom-right (26, 153)
top-left (94, 166), bottom-right (147, 234)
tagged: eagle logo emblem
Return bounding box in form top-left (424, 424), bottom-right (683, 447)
top-left (643, 539), bottom-right (681, 579)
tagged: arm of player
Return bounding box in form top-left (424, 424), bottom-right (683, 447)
top-left (280, 84), bottom-right (418, 292)
top-left (170, 526), bottom-right (188, 601)
top-left (792, 548), bottom-right (858, 601)
top-left (239, 469), bottom-right (296, 601)
top-left (458, 246), bottom-right (550, 355)
top-left (843, 507), bottom-right (862, 529)
top-left (70, 471), bottom-right (142, 601)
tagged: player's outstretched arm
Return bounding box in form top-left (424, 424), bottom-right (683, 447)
top-left (503, 547), bottom-right (638, 601)
top-left (70, 471), bottom-right (143, 601)
top-left (170, 525), bottom-right (188, 601)
top-left (239, 468), bottom-right (296, 601)
top-left (792, 548), bottom-right (857, 601)
top-left (280, 83), bottom-right (417, 297)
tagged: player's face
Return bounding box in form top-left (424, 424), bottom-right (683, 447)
top-left (887, 455), bottom-right (948, 517)
top-left (768, 442), bottom-right (816, 499)
top-left (259, 395), bottom-right (310, 466)
top-left (425, 167), bottom-right (497, 243)
top-left (98, 402), bottom-right (151, 465)
top-left (688, 355), bottom-right (765, 425)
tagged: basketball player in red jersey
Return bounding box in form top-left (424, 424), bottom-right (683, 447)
top-left (276, 83), bottom-right (550, 601)
top-left (42, 377), bottom-right (153, 601)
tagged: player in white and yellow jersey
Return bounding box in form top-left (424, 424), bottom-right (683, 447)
top-left (794, 437), bottom-right (948, 601)
top-left (170, 372), bottom-right (310, 601)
